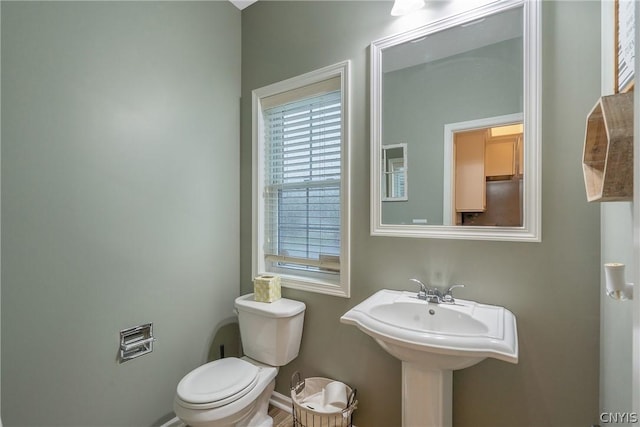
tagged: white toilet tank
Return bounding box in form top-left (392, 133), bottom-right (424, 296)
top-left (235, 294), bottom-right (306, 366)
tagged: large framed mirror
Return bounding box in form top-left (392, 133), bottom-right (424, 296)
top-left (371, 0), bottom-right (540, 241)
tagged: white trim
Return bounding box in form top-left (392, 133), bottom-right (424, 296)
top-left (269, 390), bottom-right (293, 413)
top-left (261, 76), bottom-right (341, 110)
top-left (157, 417), bottom-right (185, 427)
top-left (252, 60), bottom-right (351, 298)
top-left (370, 0), bottom-right (541, 242)
top-left (442, 113), bottom-right (523, 226)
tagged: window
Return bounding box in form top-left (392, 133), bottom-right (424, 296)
top-left (389, 159), bottom-right (406, 197)
top-left (253, 61), bottom-right (350, 297)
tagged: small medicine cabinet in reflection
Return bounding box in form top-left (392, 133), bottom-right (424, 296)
top-left (382, 143), bottom-right (408, 201)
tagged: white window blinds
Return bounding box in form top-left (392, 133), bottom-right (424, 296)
top-left (262, 78), bottom-right (342, 273)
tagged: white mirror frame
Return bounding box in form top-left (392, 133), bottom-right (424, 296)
top-left (370, 0), bottom-right (540, 242)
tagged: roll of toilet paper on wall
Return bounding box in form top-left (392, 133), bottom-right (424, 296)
top-left (323, 381), bottom-right (348, 410)
top-left (604, 262), bottom-right (626, 292)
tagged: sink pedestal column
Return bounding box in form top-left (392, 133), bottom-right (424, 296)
top-left (402, 362), bottom-right (453, 427)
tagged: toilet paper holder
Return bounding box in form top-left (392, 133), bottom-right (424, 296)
top-left (119, 323), bottom-right (156, 363)
top-left (604, 263), bottom-right (634, 301)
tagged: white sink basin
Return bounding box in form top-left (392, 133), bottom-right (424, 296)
top-left (340, 289), bottom-right (518, 369)
top-left (370, 300), bottom-right (489, 335)
top-left (341, 289), bottom-right (518, 427)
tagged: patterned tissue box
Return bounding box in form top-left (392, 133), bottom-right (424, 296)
top-left (253, 275), bottom-right (281, 303)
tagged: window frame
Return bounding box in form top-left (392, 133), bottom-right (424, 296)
top-left (252, 61), bottom-right (351, 298)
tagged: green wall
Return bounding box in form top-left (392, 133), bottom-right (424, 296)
top-left (241, 1), bottom-right (601, 426)
top-left (0, 1), bottom-right (604, 425)
top-left (1, 2), bottom-right (241, 425)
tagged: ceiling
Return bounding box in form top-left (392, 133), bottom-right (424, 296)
top-left (229, 0), bottom-right (258, 10)
top-left (383, 7), bottom-right (523, 73)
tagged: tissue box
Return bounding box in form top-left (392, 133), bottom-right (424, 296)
top-left (253, 275), bottom-right (281, 303)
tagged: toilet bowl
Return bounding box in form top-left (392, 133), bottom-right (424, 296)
top-left (174, 357), bottom-right (277, 427)
top-left (173, 294), bottom-right (306, 427)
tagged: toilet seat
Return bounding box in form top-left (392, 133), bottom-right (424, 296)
top-left (176, 358), bottom-right (260, 410)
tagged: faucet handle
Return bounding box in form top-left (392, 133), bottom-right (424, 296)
top-left (410, 278), bottom-right (428, 299)
top-left (445, 284), bottom-right (465, 293)
top-left (443, 284), bottom-right (465, 303)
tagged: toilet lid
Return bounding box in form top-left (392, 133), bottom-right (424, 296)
top-left (177, 357), bottom-right (260, 406)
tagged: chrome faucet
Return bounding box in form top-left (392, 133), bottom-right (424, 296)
top-left (410, 279), bottom-right (465, 304)
top-left (442, 284), bottom-right (465, 304)
top-left (410, 278), bottom-right (429, 299)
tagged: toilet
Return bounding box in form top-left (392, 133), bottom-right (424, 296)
top-left (173, 293), bottom-right (306, 427)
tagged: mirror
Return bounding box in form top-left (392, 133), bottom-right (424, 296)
top-left (383, 143), bottom-right (408, 201)
top-left (371, 0), bottom-right (540, 241)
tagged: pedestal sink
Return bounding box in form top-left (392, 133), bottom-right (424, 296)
top-left (340, 289), bottom-right (518, 427)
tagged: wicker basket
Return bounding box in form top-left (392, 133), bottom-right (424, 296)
top-left (290, 372), bottom-right (357, 427)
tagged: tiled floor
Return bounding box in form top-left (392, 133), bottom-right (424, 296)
top-left (268, 405), bottom-right (294, 427)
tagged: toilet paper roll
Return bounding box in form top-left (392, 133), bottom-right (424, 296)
top-left (323, 381), bottom-right (348, 410)
top-left (301, 391), bottom-right (324, 410)
top-left (604, 263), bottom-right (626, 292)
top-left (604, 262), bottom-right (633, 300)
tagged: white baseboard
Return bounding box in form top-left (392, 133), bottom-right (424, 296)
top-left (158, 417), bottom-right (185, 427)
top-left (269, 390), bottom-right (293, 413)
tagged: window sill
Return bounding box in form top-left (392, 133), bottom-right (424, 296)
top-left (278, 272), bottom-right (350, 298)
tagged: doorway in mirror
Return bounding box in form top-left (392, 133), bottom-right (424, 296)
top-left (452, 122), bottom-right (523, 226)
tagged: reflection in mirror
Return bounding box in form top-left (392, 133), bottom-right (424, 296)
top-left (371, 0), bottom-right (540, 241)
top-left (383, 144), bottom-right (408, 201)
top-left (442, 114), bottom-right (523, 226)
